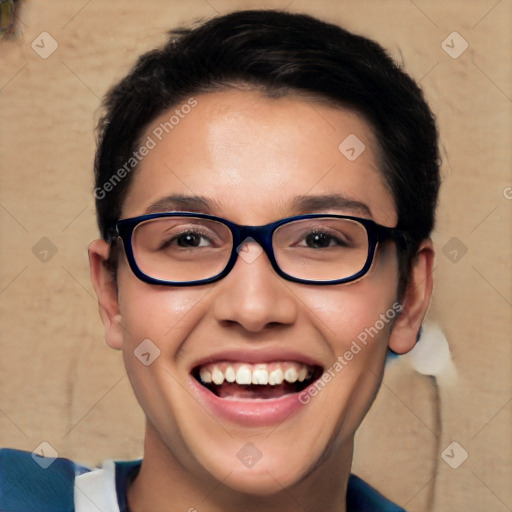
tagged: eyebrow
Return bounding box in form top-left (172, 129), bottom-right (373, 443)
top-left (145, 193), bottom-right (372, 218)
top-left (289, 194), bottom-right (373, 218)
top-left (145, 194), bottom-right (222, 214)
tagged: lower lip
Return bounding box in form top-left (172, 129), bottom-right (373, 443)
top-left (190, 376), bottom-right (309, 427)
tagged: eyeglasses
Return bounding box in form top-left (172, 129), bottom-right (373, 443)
top-left (112, 212), bottom-right (407, 286)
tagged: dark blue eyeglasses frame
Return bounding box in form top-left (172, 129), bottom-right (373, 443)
top-left (112, 212), bottom-right (408, 286)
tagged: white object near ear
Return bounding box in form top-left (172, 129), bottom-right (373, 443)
top-left (405, 322), bottom-right (457, 385)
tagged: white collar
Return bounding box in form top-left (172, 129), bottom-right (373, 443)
top-left (74, 460), bottom-right (120, 512)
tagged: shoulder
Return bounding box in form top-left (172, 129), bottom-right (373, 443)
top-left (0, 448), bottom-right (141, 512)
top-left (347, 474), bottom-right (408, 512)
top-left (0, 450), bottom-right (404, 512)
top-left (0, 448), bottom-right (91, 512)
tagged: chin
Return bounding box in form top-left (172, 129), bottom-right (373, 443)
top-left (195, 439), bottom-right (317, 497)
top-left (222, 465), bottom-right (303, 497)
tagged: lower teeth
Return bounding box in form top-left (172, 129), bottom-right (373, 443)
top-left (200, 380), bottom-right (311, 400)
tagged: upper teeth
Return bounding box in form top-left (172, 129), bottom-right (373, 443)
top-left (198, 362), bottom-right (310, 386)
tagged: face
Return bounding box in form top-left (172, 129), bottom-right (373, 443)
top-left (91, 89), bottom-right (426, 496)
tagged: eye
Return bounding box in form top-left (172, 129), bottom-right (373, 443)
top-left (174, 231), bottom-right (210, 248)
top-left (301, 231), bottom-right (346, 249)
top-left (158, 229), bottom-right (215, 250)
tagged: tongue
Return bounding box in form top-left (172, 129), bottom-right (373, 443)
top-left (215, 382), bottom-right (297, 400)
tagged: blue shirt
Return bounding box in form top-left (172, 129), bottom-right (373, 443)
top-left (0, 448), bottom-right (406, 511)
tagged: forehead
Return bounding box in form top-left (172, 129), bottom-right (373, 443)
top-left (122, 89), bottom-right (397, 226)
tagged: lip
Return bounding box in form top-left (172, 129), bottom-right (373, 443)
top-left (190, 348), bottom-right (323, 368)
top-left (190, 374), bottom-right (315, 427)
top-left (189, 348), bottom-right (323, 427)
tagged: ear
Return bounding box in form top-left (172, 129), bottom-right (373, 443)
top-left (88, 239), bottom-right (124, 350)
top-left (388, 239), bottom-right (434, 355)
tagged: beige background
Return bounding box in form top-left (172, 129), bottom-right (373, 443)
top-left (0, 1), bottom-right (511, 511)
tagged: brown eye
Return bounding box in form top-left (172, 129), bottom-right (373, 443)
top-left (176, 232), bottom-right (206, 247)
top-left (305, 232), bottom-right (334, 248)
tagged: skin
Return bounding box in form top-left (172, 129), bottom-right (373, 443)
top-left (89, 89), bottom-right (434, 512)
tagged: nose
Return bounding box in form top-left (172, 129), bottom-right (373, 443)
top-left (212, 241), bottom-right (298, 333)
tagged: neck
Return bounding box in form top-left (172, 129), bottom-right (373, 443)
top-left (127, 422), bottom-right (352, 512)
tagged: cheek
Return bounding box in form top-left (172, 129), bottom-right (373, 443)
top-left (303, 272), bottom-right (399, 351)
top-left (297, 246), bottom-right (400, 376)
top-left (116, 263), bottom-right (209, 350)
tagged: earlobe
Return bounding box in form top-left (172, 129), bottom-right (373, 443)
top-left (388, 239), bottom-right (434, 355)
top-left (88, 239), bottom-right (124, 350)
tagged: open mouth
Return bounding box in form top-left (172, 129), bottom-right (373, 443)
top-left (192, 361), bottom-right (323, 400)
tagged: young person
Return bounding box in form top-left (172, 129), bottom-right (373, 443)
top-left (0, 9), bottom-right (439, 511)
